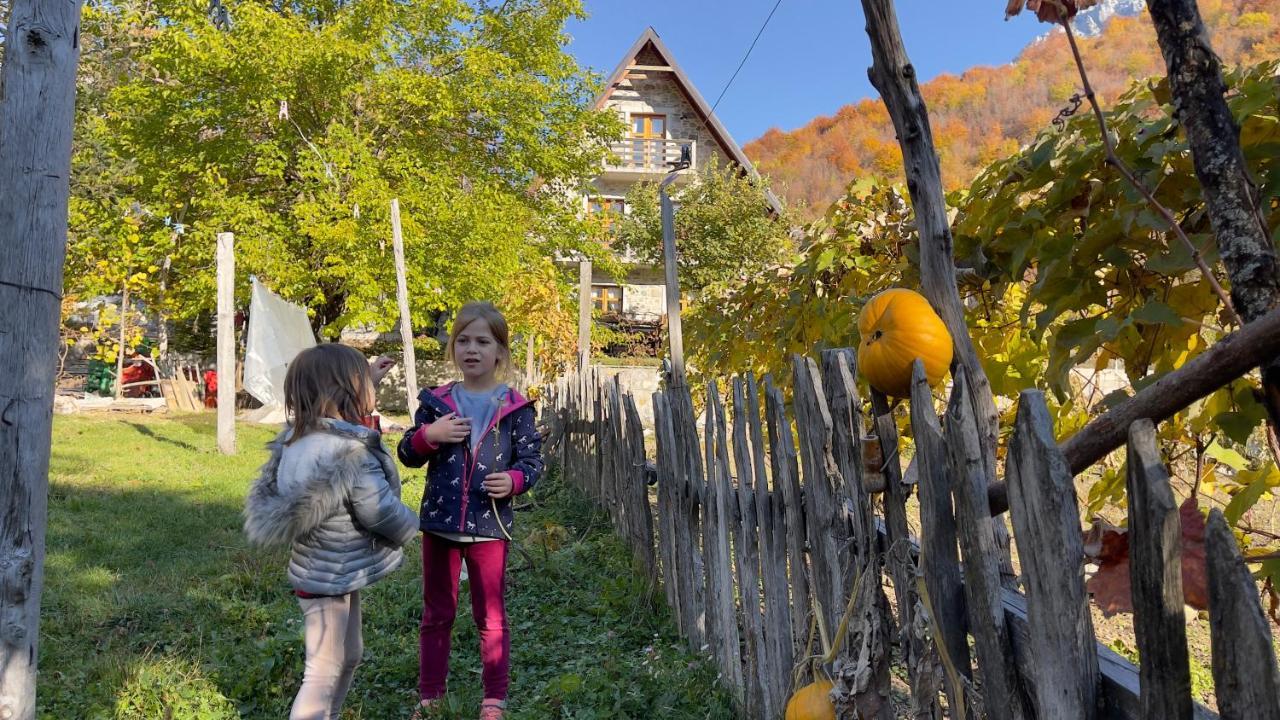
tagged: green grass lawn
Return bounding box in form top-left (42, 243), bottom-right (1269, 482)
top-left (40, 414), bottom-right (735, 719)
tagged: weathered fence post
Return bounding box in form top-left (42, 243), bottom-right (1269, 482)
top-left (764, 377), bottom-right (811, 661)
top-left (652, 391), bottom-right (682, 630)
top-left (945, 369), bottom-right (1031, 720)
top-left (1205, 508), bottom-right (1280, 720)
top-left (623, 393), bottom-right (657, 587)
top-left (0, 0), bottom-right (86, 712)
top-left (216, 231), bottom-right (236, 455)
top-left (747, 374), bottom-right (792, 718)
top-left (908, 360), bottom-right (971, 712)
top-left (1125, 419), bottom-right (1193, 720)
top-left (704, 382), bottom-right (744, 699)
top-left (732, 378), bottom-right (769, 716)
top-left (1006, 390), bottom-right (1098, 719)
top-left (791, 355), bottom-right (844, 638)
top-left (872, 386), bottom-right (942, 719)
top-left (820, 350), bottom-right (873, 561)
top-left (823, 351), bottom-right (894, 720)
top-left (390, 198), bottom-right (419, 417)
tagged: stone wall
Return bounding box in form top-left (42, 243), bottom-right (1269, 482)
top-left (603, 71), bottom-right (731, 174)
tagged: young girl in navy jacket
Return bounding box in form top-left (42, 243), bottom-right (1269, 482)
top-left (399, 302), bottom-right (542, 720)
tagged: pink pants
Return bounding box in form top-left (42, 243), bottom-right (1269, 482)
top-left (418, 533), bottom-right (510, 701)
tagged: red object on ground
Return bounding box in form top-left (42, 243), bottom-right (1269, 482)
top-left (120, 359), bottom-right (156, 398)
top-left (203, 369), bottom-right (218, 408)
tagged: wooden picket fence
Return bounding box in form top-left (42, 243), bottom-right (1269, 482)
top-left (541, 349), bottom-right (1280, 719)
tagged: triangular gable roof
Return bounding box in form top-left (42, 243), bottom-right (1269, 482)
top-left (594, 27), bottom-right (783, 215)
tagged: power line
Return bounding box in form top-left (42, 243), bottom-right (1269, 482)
top-left (711, 0), bottom-right (785, 113)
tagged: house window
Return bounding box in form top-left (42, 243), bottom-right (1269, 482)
top-left (588, 197), bottom-right (626, 228)
top-left (592, 285), bottom-right (623, 315)
top-left (629, 113), bottom-right (667, 168)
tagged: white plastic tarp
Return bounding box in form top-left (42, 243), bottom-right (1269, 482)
top-left (243, 278), bottom-right (315, 415)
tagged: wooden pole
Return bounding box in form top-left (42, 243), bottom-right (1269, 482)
top-left (216, 232), bottom-right (236, 455)
top-left (113, 279), bottom-right (130, 400)
top-left (390, 199), bottom-right (418, 417)
top-left (1061, 304), bottom-right (1280, 474)
top-left (525, 333), bottom-right (536, 385)
top-left (659, 183), bottom-right (686, 388)
top-left (577, 259), bottom-right (592, 371)
top-left (0, 0), bottom-right (87, 715)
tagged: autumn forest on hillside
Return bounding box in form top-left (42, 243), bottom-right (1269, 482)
top-left (746, 0), bottom-right (1280, 214)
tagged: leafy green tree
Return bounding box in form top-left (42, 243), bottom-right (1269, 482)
top-left (67, 0), bottom-right (621, 362)
top-left (613, 159), bottom-right (791, 294)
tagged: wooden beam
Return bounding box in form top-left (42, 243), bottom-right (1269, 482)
top-left (577, 260), bottom-right (592, 371)
top-left (0, 0), bottom-right (86, 713)
top-left (1061, 304), bottom-right (1280, 474)
top-left (390, 199), bottom-right (418, 418)
top-left (216, 232), bottom-right (236, 455)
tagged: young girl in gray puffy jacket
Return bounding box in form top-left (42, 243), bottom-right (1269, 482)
top-left (244, 344), bottom-right (418, 720)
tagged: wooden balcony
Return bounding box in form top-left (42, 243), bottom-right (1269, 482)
top-left (601, 137), bottom-right (697, 180)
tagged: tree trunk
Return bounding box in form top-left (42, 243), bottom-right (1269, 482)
top-left (860, 0), bottom-right (1017, 587)
top-left (0, 0), bottom-right (86, 717)
top-left (1144, 0), bottom-right (1280, 421)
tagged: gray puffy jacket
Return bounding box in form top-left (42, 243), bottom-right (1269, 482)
top-left (243, 419), bottom-right (419, 595)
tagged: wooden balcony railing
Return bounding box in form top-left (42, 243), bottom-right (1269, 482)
top-left (604, 137), bottom-right (696, 174)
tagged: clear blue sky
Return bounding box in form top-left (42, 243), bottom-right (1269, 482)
top-left (565, 1), bottom-right (1049, 146)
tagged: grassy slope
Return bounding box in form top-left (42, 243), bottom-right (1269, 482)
top-left (39, 414), bottom-right (734, 719)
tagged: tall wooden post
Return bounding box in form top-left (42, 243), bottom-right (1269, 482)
top-left (216, 232), bottom-right (236, 455)
top-left (525, 333), bottom-right (536, 384)
top-left (390, 200), bottom-right (419, 417)
top-left (113, 280), bottom-right (130, 399)
top-left (660, 178), bottom-right (686, 388)
top-left (578, 260), bottom-right (592, 371)
top-left (0, 0), bottom-right (87, 715)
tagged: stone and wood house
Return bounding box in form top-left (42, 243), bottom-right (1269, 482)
top-left (581, 27), bottom-right (782, 354)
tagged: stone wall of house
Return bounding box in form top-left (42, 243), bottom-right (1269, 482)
top-left (603, 70), bottom-right (731, 175)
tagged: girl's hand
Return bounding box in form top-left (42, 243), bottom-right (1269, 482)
top-left (482, 472), bottom-right (513, 499)
top-left (425, 413), bottom-right (470, 445)
top-left (369, 355), bottom-right (396, 385)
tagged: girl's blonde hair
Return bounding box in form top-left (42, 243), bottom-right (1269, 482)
top-left (283, 343), bottom-right (376, 444)
top-left (446, 301), bottom-right (511, 377)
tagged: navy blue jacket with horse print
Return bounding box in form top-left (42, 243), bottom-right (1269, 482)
top-left (398, 384), bottom-right (543, 540)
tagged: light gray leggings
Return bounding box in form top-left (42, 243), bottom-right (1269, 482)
top-left (291, 591), bottom-right (363, 720)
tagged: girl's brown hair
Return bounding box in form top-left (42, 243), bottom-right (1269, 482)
top-left (446, 301), bottom-right (511, 377)
top-left (283, 343), bottom-right (376, 444)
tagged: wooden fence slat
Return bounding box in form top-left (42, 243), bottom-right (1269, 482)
top-left (908, 360), bottom-right (972, 710)
top-left (1006, 390), bottom-right (1099, 720)
top-left (1125, 419), bottom-right (1193, 720)
top-left (791, 354), bottom-right (844, 638)
top-left (880, 516), bottom-right (1213, 720)
top-left (732, 378), bottom-right (769, 717)
top-left (1206, 508), bottom-right (1280, 720)
top-left (623, 393), bottom-right (658, 587)
top-left (704, 383), bottom-right (744, 695)
top-left (945, 369), bottom-right (1032, 720)
top-left (652, 391), bottom-right (684, 639)
top-left (747, 374), bottom-right (792, 719)
top-left (817, 352), bottom-right (893, 720)
top-left (609, 378), bottom-right (630, 548)
top-left (765, 376), bottom-right (811, 659)
top-left (871, 386), bottom-right (943, 719)
top-left (819, 349), bottom-right (874, 567)
top-left (672, 386), bottom-right (707, 651)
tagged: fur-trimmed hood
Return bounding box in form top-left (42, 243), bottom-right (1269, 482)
top-left (245, 419), bottom-right (393, 547)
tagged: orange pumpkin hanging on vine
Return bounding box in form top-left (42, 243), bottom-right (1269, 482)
top-left (785, 677), bottom-right (836, 720)
top-left (857, 288), bottom-right (954, 398)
